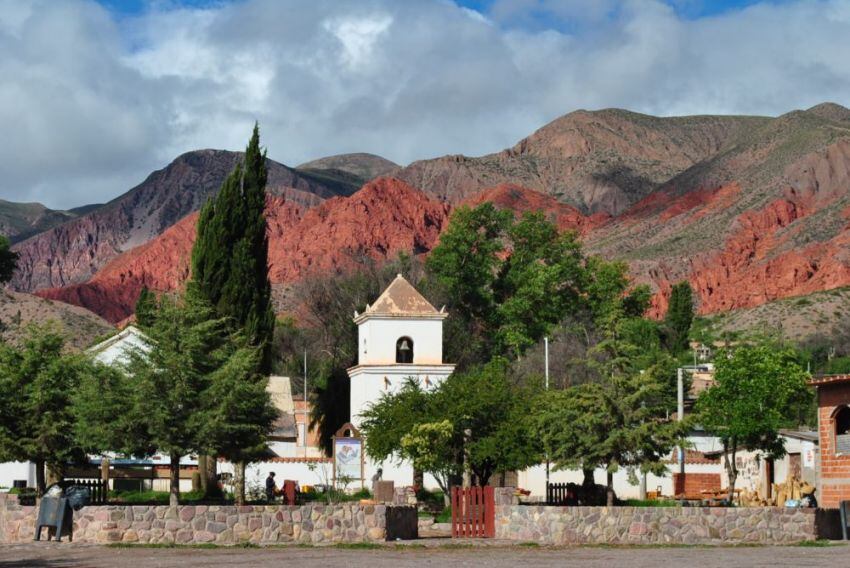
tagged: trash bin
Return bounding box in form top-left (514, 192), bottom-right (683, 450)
top-left (64, 485), bottom-right (92, 511)
top-left (34, 483), bottom-right (74, 542)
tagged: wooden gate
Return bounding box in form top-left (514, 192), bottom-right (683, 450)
top-left (450, 486), bottom-right (495, 538)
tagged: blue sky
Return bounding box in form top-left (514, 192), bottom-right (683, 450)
top-left (98, 0), bottom-right (777, 25)
top-left (2, 0), bottom-right (848, 208)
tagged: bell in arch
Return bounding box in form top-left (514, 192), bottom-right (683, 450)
top-left (396, 337), bottom-right (414, 363)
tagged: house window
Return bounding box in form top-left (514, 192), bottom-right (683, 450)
top-left (835, 406), bottom-right (850, 455)
top-left (396, 337), bottom-right (413, 363)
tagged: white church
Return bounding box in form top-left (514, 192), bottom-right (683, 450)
top-left (347, 274), bottom-right (455, 485)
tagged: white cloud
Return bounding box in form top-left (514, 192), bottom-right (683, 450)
top-left (1, 0), bottom-right (850, 209)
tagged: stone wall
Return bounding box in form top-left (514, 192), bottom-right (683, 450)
top-left (496, 505), bottom-right (819, 545)
top-left (0, 494), bottom-right (416, 545)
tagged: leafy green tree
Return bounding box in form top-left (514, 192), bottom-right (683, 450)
top-left (0, 324), bottom-right (86, 494)
top-left (427, 205), bottom-right (598, 363)
top-left (200, 338), bottom-right (277, 500)
top-left (0, 235), bottom-right (17, 283)
top-left (125, 292), bottom-right (231, 506)
top-left (696, 343), bottom-right (811, 502)
top-left (361, 360), bottom-right (541, 489)
top-left (73, 362), bottom-right (153, 459)
top-left (436, 360), bottom-right (542, 486)
top-left (536, 358), bottom-right (684, 506)
top-left (664, 281), bottom-right (694, 352)
top-left (134, 286), bottom-right (157, 328)
top-left (400, 420), bottom-right (457, 495)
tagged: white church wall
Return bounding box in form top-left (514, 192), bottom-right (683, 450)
top-left (358, 317), bottom-right (444, 365)
top-left (517, 461), bottom-right (722, 500)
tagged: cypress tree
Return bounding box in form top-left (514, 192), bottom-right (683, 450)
top-left (665, 281), bottom-right (694, 352)
top-left (135, 286), bottom-right (157, 328)
top-left (189, 124), bottom-right (276, 503)
top-left (0, 236), bottom-right (18, 284)
top-left (191, 123), bottom-right (275, 370)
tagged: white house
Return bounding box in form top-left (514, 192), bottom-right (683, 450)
top-left (87, 325), bottom-right (150, 366)
top-left (347, 274), bottom-right (455, 487)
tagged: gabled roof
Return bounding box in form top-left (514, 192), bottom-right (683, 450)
top-left (86, 324), bottom-right (149, 356)
top-left (355, 274), bottom-right (444, 321)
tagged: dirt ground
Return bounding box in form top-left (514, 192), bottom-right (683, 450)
top-left (0, 542), bottom-right (847, 568)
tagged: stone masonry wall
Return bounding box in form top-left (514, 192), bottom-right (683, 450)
top-left (496, 505), bottom-right (818, 545)
top-left (0, 494), bottom-right (415, 545)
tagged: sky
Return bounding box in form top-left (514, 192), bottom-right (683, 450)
top-left (1, 0), bottom-right (849, 209)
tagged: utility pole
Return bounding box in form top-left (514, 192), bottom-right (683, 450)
top-left (544, 337), bottom-right (550, 490)
top-left (303, 349), bottom-right (308, 458)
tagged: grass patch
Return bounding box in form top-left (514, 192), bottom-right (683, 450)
top-left (435, 507), bottom-right (452, 523)
top-left (108, 489), bottom-right (208, 504)
top-left (107, 542), bottom-right (260, 549)
top-left (518, 541), bottom-right (540, 547)
top-left (794, 539), bottom-right (832, 547)
top-left (332, 542), bottom-right (383, 550)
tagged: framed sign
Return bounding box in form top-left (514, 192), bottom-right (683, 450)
top-left (332, 422), bottom-right (364, 489)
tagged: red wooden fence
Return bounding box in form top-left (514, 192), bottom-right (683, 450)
top-left (450, 486), bottom-right (495, 538)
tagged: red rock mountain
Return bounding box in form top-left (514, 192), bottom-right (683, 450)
top-left (38, 178), bottom-right (451, 323)
top-left (8, 150), bottom-right (374, 293)
top-left (23, 103), bottom-right (850, 327)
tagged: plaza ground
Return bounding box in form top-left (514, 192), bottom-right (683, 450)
top-left (0, 542), bottom-right (848, 567)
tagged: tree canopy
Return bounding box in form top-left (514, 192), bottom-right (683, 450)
top-left (696, 343), bottom-right (811, 502)
top-left (0, 324), bottom-right (87, 494)
top-left (191, 123), bottom-right (275, 370)
top-left (0, 235), bottom-right (17, 284)
top-left (360, 359), bottom-right (542, 490)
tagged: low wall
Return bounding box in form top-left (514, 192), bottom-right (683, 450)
top-left (0, 494), bottom-right (416, 545)
top-left (497, 505), bottom-right (819, 545)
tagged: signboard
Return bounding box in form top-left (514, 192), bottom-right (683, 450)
top-left (802, 441), bottom-right (816, 469)
top-left (334, 437), bottom-right (363, 481)
top-left (332, 422), bottom-right (364, 489)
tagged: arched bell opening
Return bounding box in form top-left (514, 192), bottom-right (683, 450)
top-left (396, 336), bottom-right (414, 364)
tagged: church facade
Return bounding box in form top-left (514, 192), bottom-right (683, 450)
top-left (347, 274), bottom-right (455, 486)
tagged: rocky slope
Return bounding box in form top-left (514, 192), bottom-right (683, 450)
top-left (38, 178), bottom-right (450, 323)
top-left (588, 106), bottom-right (850, 316)
top-left (0, 289), bottom-right (112, 350)
top-left (0, 199), bottom-right (96, 244)
top-left (9, 150), bottom-right (359, 293)
top-left (297, 153), bottom-right (400, 182)
top-left (396, 109), bottom-right (768, 215)
top-left (23, 103), bottom-right (850, 327)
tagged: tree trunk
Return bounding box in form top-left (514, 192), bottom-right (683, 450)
top-left (582, 467), bottom-right (595, 491)
top-left (606, 470), bottom-right (615, 507)
top-left (198, 455), bottom-right (208, 494)
top-left (46, 462), bottom-right (64, 487)
top-left (206, 455), bottom-right (219, 498)
top-left (413, 468), bottom-right (424, 491)
top-left (639, 471), bottom-right (647, 501)
top-left (169, 453), bottom-right (180, 507)
top-left (234, 461), bottom-right (246, 505)
top-left (725, 441), bottom-right (738, 505)
top-left (35, 459), bottom-right (46, 496)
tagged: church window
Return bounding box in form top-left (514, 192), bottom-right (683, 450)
top-left (396, 337), bottom-right (413, 363)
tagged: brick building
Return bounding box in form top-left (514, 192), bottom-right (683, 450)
top-left (810, 374), bottom-right (850, 508)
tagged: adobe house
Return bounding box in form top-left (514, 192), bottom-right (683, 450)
top-left (810, 374), bottom-right (850, 508)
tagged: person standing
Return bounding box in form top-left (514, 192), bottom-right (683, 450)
top-left (265, 472), bottom-right (277, 502)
